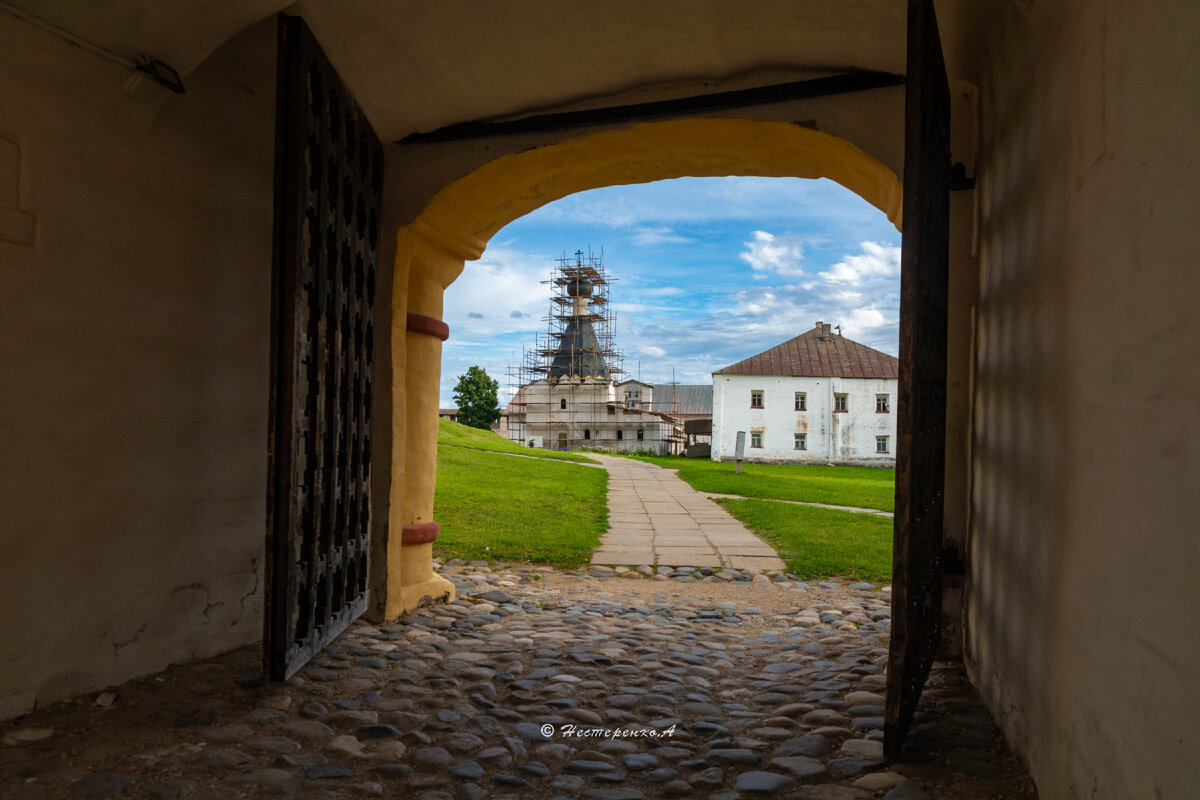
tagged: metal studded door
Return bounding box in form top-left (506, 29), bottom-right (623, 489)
top-left (884, 0), bottom-right (951, 760)
top-left (265, 14), bottom-right (383, 681)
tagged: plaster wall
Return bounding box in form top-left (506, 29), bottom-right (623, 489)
top-left (384, 91), bottom-right (908, 236)
top-left (521, 380), bottom-right (674, 454)
top-left (712, 374), bottom-right (896, 464)
top-left (0, 17), bottom-right (277, 719)
top-left (967, 1), bottom-right (1200, 797)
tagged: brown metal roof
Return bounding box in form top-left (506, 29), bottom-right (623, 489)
top-left (713, 324), bottom-right (898, 379)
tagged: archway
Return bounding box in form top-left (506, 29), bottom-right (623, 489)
top-left (383, 117), bottom-right (903, 618)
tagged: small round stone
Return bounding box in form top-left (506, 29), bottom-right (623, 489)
top-left (734, 771), bottom-right (796, 794)
top-left (449, 760), bottom-right (485, 780)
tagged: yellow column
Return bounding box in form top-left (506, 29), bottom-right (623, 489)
top-left (386, 225), bottom-right (468, 615)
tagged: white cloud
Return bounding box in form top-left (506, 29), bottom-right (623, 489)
top-left (442, 246), bottom-right (551, 336)
top-left (631, 225), bottom-right (694, 246)
top-left (612, 301), bottom-right (690, 316)
top-left (819, 240), bottom-right (900, 283)
top-left (614, 239), bottom-right (902, 378)
top-left (738, 231), bottom-right (808, 277)
top-left (638, 286), bottom-right (686, 297)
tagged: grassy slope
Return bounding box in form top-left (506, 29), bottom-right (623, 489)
top-left (433, 419), bottom-right (891, 577)
top-left (437, 418), bottom-right (596, 463)
top-left (720, 498), bottom-right (893, 583)
top-left (631, 455), bottom-right (894, 511)
top-left (433, 421), bottom-right (607, 567)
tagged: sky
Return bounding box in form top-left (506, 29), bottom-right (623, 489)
top-left (439, 176), bottom-right (902, 407)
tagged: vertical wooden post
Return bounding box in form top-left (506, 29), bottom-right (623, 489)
top-left (884, 0), bottom-right (952, 761)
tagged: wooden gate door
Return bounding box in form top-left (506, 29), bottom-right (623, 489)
top-left (265, 14), bottom-right (384, 681)
top-left (884, 0), bottom-right (951, 760)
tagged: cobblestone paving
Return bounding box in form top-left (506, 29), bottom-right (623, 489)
top-left (0, 563), bottom-right (1037, 800)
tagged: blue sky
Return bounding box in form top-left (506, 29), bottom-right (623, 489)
top-left (439, 176), bottom-right (901, 406)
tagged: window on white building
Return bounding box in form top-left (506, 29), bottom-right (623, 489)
top-left (876, 435), bottom-right (889, 453)
top-left (583, 429), bottom-right (590, 440)
top-left (750, 431), bottom-right (763, 448)
top-left (834, 393), bottom-right (848, 412)
top-left (750, 390), bottom-right (764, 409)
top-left (636, 428), bottom-right (644, 441)
top-left (794, 433), bottom-right (807, 450)
top-left (616, 430), bottom-right (623, 441)
top-left (876, 394), bottom-right (890, 413)
top-left (559, 398), bottom-right (567, 410)
top-left (794, 392), bottom-right (806, 411)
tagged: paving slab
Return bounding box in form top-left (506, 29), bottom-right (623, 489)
top-left (587, 454), bottom-right (786, 570)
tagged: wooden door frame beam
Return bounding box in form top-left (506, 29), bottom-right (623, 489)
top-left (399, 70), bottom-right (904, 144)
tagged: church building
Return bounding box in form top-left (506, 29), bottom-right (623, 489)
top-left (507, 251), bottom-right (682, 454)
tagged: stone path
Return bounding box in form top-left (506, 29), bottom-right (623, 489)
top-left (701, 494), bottom-right (894, 519)
top-left (588, 455), bottom-right (786, 571)
top-left (0, 562), bottom-right (1038, 800)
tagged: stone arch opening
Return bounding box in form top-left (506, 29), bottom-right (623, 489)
top-left (386, 117), bottom-right (902, 615)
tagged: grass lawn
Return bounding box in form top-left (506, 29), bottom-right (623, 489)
top-left (433, 428), bottom-right (607, 567)
top-left (719, 498), bottom-right (893, 583)
top-left (631, 455), bottom-right (894, 511)
top-left (437, 418), bottom-right (596, 463)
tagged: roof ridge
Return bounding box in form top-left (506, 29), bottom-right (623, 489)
top-left (713, 324), bottom-right (898, 379)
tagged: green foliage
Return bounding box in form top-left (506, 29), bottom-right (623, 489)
top-left (452, 365), bottom-right (501, 429)
top-left (437, 418), bottom-right (595, 463)
top-left (629, 455), bottom-right (894, 511)
top-left (719, 498), bottom-right (893, 582)
top-left (434, 441), bottom-right (608, 567)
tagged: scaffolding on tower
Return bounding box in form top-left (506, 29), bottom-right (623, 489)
top-left (505, 248), bottom-right (684, 454)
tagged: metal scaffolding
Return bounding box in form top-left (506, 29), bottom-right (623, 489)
top-left (506, 249), bottom-right (683, 453)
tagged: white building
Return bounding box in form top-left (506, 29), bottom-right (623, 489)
top-left (711, 322), bottom-right (898, 465)
top-left (511, 378), bottom-right (679, 454)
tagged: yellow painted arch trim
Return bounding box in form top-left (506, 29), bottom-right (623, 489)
top-left (405, 118), bottom-right (902, 262)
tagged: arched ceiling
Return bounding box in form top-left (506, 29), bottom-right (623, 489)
top-left (8, 0), bottom-right (996, 142)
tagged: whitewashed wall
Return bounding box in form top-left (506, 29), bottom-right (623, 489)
top-left (521, 380), bottom-right (674, 453)
top-left (711, 374), bottom-right (896, 464)
top-left (0, 18), bottom-right (276, 720)
top-left (966, 3), bottom-right (1200, 797)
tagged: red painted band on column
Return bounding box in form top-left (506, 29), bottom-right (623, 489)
top-left (401, 520), bottom-right (440, 544)
top-left (406, 312), bottom-right (450, 341)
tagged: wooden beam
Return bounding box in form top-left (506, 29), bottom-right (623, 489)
top-left (399, 70), bottom-right (904, 144)
top-left (884, 0), bottom-right (951, 762)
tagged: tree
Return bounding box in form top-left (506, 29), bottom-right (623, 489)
top-left (453, 365), bottom-right (501, 430)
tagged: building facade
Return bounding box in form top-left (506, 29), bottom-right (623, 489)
top-left (516, 378), bottom-right (678, 454)
top-left (711, 323), bottom-right (898, 464)
top-left (650, 384), bottom-right (713, 443)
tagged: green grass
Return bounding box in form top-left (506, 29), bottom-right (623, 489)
top-left (629, 455), bottom-right (895, 511)
top-left (433, 440), bottom-right (607, 567)
top-left (432, 419), bottom-right (891, 575)
top-left (437, 418), bottom-right (597, 463)
top-left (719, 498), bottom-right (893, 582)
